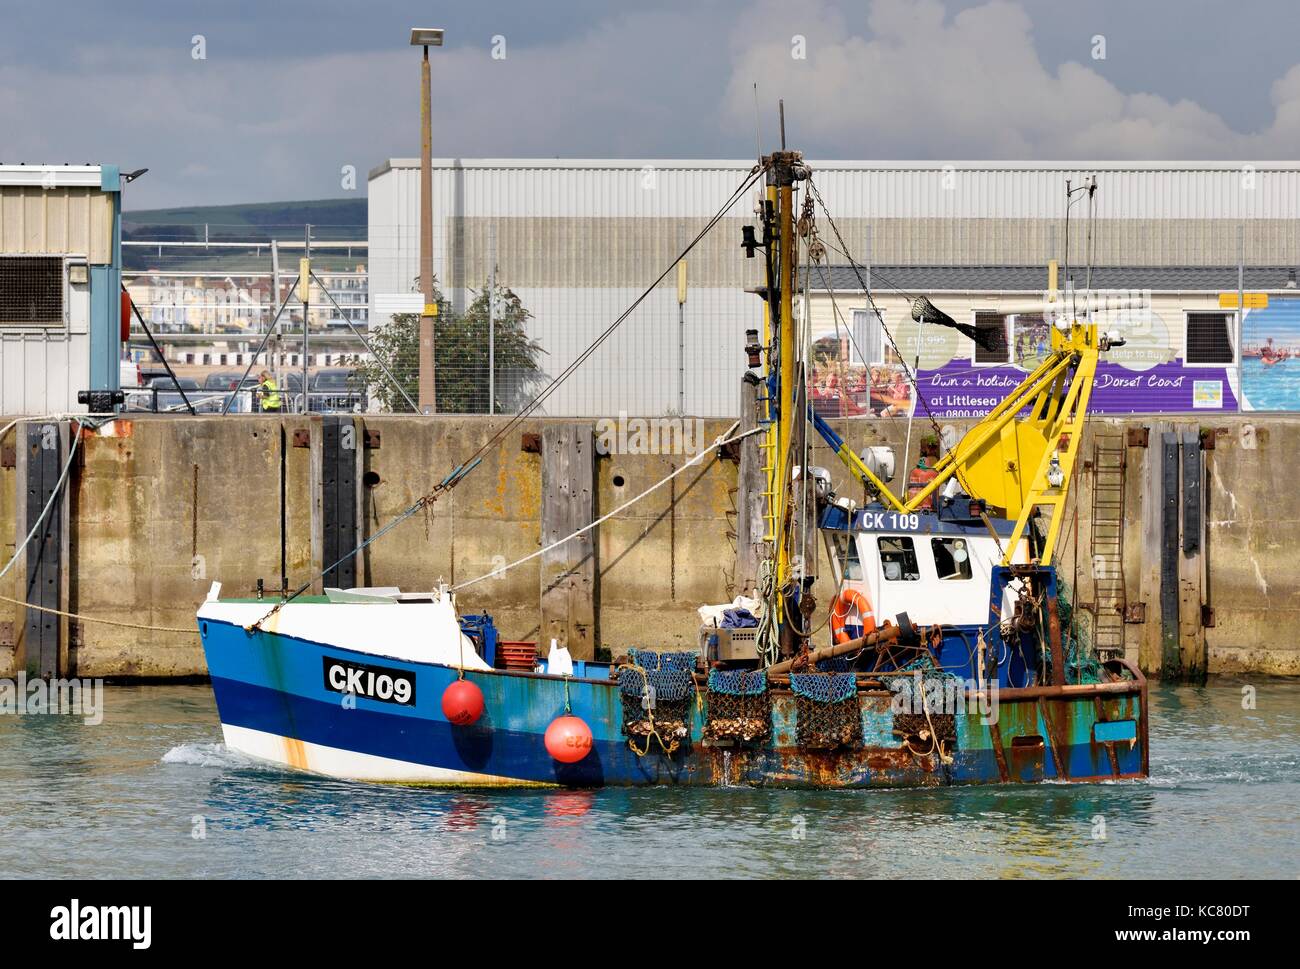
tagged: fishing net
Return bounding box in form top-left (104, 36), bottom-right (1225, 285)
top-left (890, 657), bottom-right (958, 755)
top-left (619, 650), bottom-right (697, 751)
top-left (704, 669), bottom-right (771, 743)
top-left (1054, 579), bottom-right (1104, 684)
top-left (790, 672), bottom-right (861, 749)
top-left (627, 648), bottom-right (698, 672)
top-left (814, 656), bottom-right (854, 672)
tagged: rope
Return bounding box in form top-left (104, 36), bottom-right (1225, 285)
top-left (450, 421), bottom-right (761, 591)
top-left (0, 416), bottom-right (199, 637)
top-left (249, 163), bottom-right (770, 630)
top-left (915, 668), bottom-right (955, 765)
top-left (0, 592), bottom-right (197, 634)
top-left (0, 429), bottom-right (83, 581)
top-left (754, 558), bottom-right (780, 665)
top-left (618, 662), bottom-right (681, 758)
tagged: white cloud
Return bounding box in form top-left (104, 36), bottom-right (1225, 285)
top-left (722, 0), bottom-right (1300, 159)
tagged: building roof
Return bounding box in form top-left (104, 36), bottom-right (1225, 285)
top-left (0, 164), bottom-right (105, 188)
top-left (803, 264), bottom-right (1300, 294)
top-left (371, 158), bottom-right (1300, 178)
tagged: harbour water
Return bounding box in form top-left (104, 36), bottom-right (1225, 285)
top-left (1, 679), bottom-right (1296, 879)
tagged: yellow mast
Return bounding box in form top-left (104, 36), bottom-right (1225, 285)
top-left (774, 178), bottom-right (796, 593)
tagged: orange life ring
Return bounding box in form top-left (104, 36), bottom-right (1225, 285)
top-left (830, 587), bottom-right (876, 644)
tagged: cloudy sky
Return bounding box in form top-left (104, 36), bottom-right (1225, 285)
top-left (2, 0), bottom-right (1297, 209)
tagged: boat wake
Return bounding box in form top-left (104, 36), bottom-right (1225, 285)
top-left (161, 742), bottom-right (267, 770)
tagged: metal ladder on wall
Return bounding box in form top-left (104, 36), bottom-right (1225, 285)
top-left (1089, 430), bottom-right (1128, 660)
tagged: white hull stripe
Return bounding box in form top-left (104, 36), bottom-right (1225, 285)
top-left (220, 724), bottom-right (554, 787)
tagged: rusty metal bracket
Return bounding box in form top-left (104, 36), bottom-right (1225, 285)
top-left (520, 432), bottom-right (541, 454)
top-left (1124, 602), bottom-right (1147, 624)
top-left (1126, 427), bottom-right (1149, 448)
top-left (1200, 428), bottom-right (1216, 451)
top-left (364, 429), bottom-right (381, 449)
top-left (1201, 605), bottom-right (1216, 628)
top-left (0, 621), bottom-right (13, 648)
top-left (292, 428), bottom-right (311, 448)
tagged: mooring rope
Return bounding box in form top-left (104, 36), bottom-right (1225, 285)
top-left (0, 593), bottom-right (197, 634)
top-left (0, 434), bottom-right (82, 582)
top-left (1, 415), bottom-right (200, 637)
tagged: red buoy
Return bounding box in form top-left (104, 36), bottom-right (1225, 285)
top-left (441, 679), bottom-right (484, 726)
top-left (544, 715), bottom-right (593, 763)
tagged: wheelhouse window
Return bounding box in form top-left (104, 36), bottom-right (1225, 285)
top-left (830, 531), bottom-right (863, 581)
top-left (1185, 312), bottom-right (1235, 365)
top-left (879, 536), bottom-right (920, 581)
top-left (932, 537), bottom-right (973, 580)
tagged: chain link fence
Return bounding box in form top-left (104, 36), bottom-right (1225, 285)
top-left (122, 212), bottom-right (1300, 417)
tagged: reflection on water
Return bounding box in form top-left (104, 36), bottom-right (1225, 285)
top-left (0, 679), bottom-right (1296, 878)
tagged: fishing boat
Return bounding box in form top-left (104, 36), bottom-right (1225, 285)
top-left (197, 149), bottom-right (1149, 788)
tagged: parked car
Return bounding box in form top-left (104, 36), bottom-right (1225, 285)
top-left (308, 368), bottom-right (364, 413)
top-left (126, 376), bottom-right (211, 413)
top-left (202, 371), bottom-right (243, 391)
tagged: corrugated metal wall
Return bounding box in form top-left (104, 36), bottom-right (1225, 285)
top-left (368, 159), bottom-right (1300, 417)
top-left (0, 184), bottom-right (114, 264)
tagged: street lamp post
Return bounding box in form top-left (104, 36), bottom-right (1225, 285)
top-left (410, 28), bottom-right (444, 415)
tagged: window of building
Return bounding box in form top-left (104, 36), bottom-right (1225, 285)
top-left (879, 536), bottom-right (920, 581)
top-left (1185, 312), bottom-right (1235, 365)
top-left (973, 311), bottom-right (1011, 365)
top-left (0, 256), bottom-right (64, 326)
top-left (851, 308), bottom-right (900, 365)
top-left (932, 538), bottom-right (973, 580)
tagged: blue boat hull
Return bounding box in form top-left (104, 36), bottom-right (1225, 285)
top-left (199, 616), bottom-right (1149, 789)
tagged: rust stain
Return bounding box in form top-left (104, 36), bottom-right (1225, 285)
top-left (283, 736), bottom-right (308, 770)
top-left (78, 419), bottom-right (134, 440)
top-left (864, 747), bottom-right (922, 772)
top-left (1037, 697), bottom-right (1070, 780)
top-left (1093, 696), bottom-right (1121, 778)
top-left (987, 719), bottom-right (1011, 783)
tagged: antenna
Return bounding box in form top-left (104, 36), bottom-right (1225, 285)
top-left (752, 83), bottom-right (762, 163)
top-left (779, 99), bottom-right (787, 149)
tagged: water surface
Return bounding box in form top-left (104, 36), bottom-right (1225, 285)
top-left (1, 680), bottom-right (1295, 878)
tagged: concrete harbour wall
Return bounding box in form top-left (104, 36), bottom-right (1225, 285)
top-left (1, 412), bottom-right (1297, 679)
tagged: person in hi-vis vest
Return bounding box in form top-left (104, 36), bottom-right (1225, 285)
top-left (257, 371), bottom-right (281, 412)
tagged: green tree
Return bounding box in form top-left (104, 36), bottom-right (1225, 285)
top-left (351, 282), bottom-right (546, 413)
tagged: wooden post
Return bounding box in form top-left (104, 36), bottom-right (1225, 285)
top-left (1159, 431), bottom-right (1181, 676)
top-left (1136, 421), bottom-right (1167, 675)
top-left (15, 420), bottom-right (70, 678)
top-left (540, 423), bottom-right (597, 659)
top-left (308, 417), bottom-right (323, 595)
top-left (1177, 430), bottom-right (1207, 681)
top-left (319, 415), bottom-right (358, 590)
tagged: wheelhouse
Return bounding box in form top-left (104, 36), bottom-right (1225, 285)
top-left (821, 503), bottom-right (1030, 629)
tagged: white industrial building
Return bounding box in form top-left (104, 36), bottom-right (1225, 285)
top-left (368, 159), bottom-right (1300, 417)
